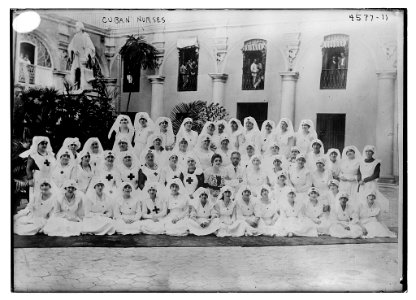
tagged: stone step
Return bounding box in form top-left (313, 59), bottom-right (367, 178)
top-left (378, 177), bottom-right (398, 185)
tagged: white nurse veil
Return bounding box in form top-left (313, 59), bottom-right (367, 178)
top-left (228, 118), bottom-right (244, 135)
top-left (134, 112), bottom-right (155, 132)
top-left (243, 116), bottom-right (260, 133)
top-left (155, 117), bottom-right (174, 139)
top-left (177, 117), bottom-right (194, 136)
top-left (20, 136), bottom-right (54, 158)
top-left (82, 137), bottom-right (104, 154)
top-left (260, 120), bottom-right (276, 136)
top-left (296, 119), bottom-right (317, 137)
top-left (341, 145), bottom-right (362, 161)
top-left (276, 118), bottom-right (295, 136)
top-left (108, 114), bottom-right (134, 140)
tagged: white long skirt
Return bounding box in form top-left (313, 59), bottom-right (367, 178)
top-left (257, 217), bottom-right (283, 236)
top-left (275, 216), bottom-right (318, 237)
top-left (114, 218), bottom-right (142, 235)
top-left (227, 216), bottom-right (260, 237)
top-left (82, 215), bottom-right (116, 235)
top-left (141, 218), bottom-right (166, 235)
top-left (329, 222), bottom-right (363, 238)
top-left (216, 217), bottom-right (239, 237)
top-left (163, 214), bottom-right (189, 236)
top-left (187, 217), bottom-right (221, 236)
top-left (310, 215), bottom-right (331, 235)
top-left (14, 215), bottom-right (47, 235)
top-left (43, 216), bottom-right (82, 237)
top-left (361, 220), bottom-right (396, 238)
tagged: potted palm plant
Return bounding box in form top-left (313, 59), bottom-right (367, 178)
top-left (119, 35), bottom-right (159, 112)
top-left (170, 100), bottom-right (230, 134)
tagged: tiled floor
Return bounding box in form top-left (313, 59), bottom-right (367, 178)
top-left (14, 243), bottom-right (401, 292)
top-left (12, 184), bottom-right (402, 292)
top-left (379, 184), bottom-right (399, 227)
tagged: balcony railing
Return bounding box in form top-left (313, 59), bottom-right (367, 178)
top-left (320, 69), bottom-right (348, 89)
top-left (17, 62), bottom-right (53, 87)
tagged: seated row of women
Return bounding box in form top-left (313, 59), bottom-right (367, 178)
top-left (14, 177), bottom-right (396, 239)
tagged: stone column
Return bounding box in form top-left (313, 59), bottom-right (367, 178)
top-left (208, 73), bottom-right (228, 105)
top-left (279, 71), bottom-right (299, 122)
top-left (148, 75), bottom-right (165, 120)
top-left (375, 70), bottom-right (396, 179)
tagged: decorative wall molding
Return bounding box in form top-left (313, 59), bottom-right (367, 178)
top-left (283, 32), bottom-right (301, 71)
top-left (380, 40), bottom-right (397, 69)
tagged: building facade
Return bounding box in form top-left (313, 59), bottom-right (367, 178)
top-left (12, 9), bottom-right (403, 180)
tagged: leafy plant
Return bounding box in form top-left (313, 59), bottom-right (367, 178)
top-left (170, 101), bottom-right (230, 134)
top-left (13, 83), bottom-right (117, 152)
top-left (11, 137), bottom-right (30, 212)
top-left (12, 62), bottom-right (118, 209)
top-left (119, 35), bottom-right (159, 111)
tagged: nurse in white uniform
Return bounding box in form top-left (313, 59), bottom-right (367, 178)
top-left (253, 185), bottom-right (281, 236)
top-left (328, 193), bottom-right (363, 238)
top-left (187, 187), bottom-right (221, 236)
top-left (215, 186), bottom-right (238, 237)
top-left (303, 187), bottom-right (331, 235)
top-left (14, 178), bottom-right (56, 235)
top-left (357, 190), bottom-right (396, 238)
top-left (133, 112), bottom-right (155, 158)
top-left (82, 178), bottom-right (116, 235)
top-left (43, 180), bottom-right (84, 237)
top-left (164, 178), bottom-right (190, 236)
top-left (114, 182), bottom-right (142, 235)
top-left (141, 182), bottom-right (168, 235)
top-left (275, 188), bottom-right (318, 237)
top-left (176, 118), bottom-right (198, 151)
top-left (228, 185), bottom-right (259, 237)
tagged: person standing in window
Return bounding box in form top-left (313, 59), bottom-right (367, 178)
top-left (250, 58), bottom-right (259, 88)
top-left (254, 61), bottom-right (264, 89)
top-left (329, 55), bottom-right (338, 86)
top-left (179, 62), bottom-right (188, 90)
top-left (338, 52), bottom-right (347, 86)
top-left (338, 52), bottom-right (347, 69)
top-left (189, 59), bottom-right (197, 90)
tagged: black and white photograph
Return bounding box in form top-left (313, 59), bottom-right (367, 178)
top-left (9, 6), bottom-right (406, 293)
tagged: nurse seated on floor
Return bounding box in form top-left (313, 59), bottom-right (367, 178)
top-left (82, 178), bottom-right (116, 235)
top-left (328, 193), bottom-right (363, 239)
top-left (163, 178), bottom-right (190, 236)
top-left (357, 190), bottom-right (396, 238)
top-left (141, 182), bottom-right (168, 235)
top-left (14, 178), bottom-right (56, 235)
top-left (227, 185), bottom-right (260, 237)
top-left (275, 188), bottom-right (318, 237)
top-left (215, 185), bottom-right (239, 237)
top-left (187, 187), bottom-right (221, 236)
top-left (303, 187), bottom-right (331, 235)
top-left (43, 179), bottom-right (84, 237)
top-left (114, 182), bottom-right (142, 235)
top-left (253, 184), bottom-right (280, 236)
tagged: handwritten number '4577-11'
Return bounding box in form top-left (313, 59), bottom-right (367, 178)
top-left (349, 14), bottom-right (388, 21)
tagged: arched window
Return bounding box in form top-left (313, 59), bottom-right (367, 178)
top-left (242, 39), bottom-right (267, 90)
top-left (320, 34), bottom-right (349, 89)
top-left (17, 33), bottom-right (52, 86)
